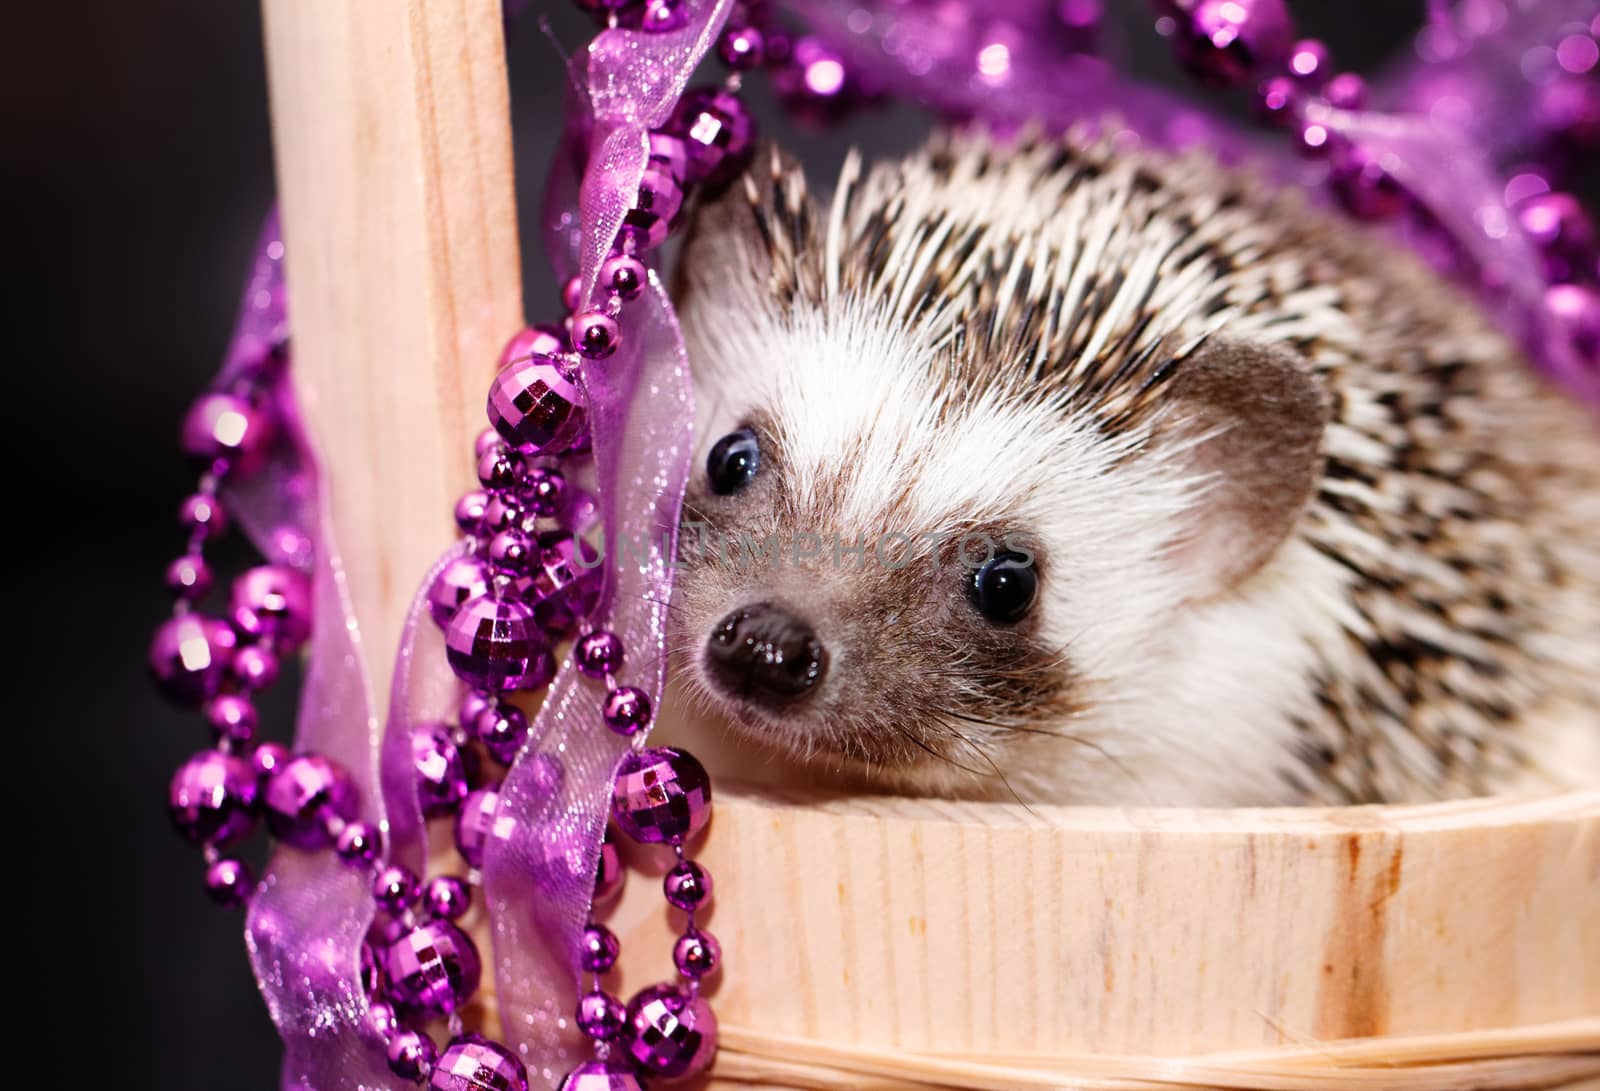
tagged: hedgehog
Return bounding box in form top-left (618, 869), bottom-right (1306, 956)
top-left (654, 128), bottom-right (1600, 806)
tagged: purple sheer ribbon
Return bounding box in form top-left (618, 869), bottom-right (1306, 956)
top-left (232, 217), bottom-right (396, 1090)
top-left (483, 4), bottom-right (732, 1085)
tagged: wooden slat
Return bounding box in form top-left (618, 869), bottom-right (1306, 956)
top-left (261, 0), bottom-right (522, 699)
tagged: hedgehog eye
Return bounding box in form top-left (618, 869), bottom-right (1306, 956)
top-left (969, 551), bottom-right (1037, 624)
top-left (706, 428), bottom-right (760, 495)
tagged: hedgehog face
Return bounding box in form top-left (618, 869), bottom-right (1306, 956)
top-left (664, 136), bottom-right (1335, 801)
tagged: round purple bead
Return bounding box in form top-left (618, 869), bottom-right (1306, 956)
top-left (230, 565), bottom-right (312, 650)
top-left (486, 354), bottom-right (589, 455)
top-left (625, 983), bottom-right (718, 1080)
top-left (454, 788), bottom-right (500, 869)
top-left (1518, 191), bottom-right (1596, 282)
top-left (579, 922), bottom-right (621, 973)
top-left (387, 1029), bottom-right (437, 1083)
top-left (414, 724), bottom-right (471, 816)
top-left (477, 449), bottom-right (524, 490)
top-left (639, 0), bottom-right (688, 32)
top-left (337, 820), bottom-right (384, 866)
top-left (384, 920), bottom-right (482, 1017)
top-left (428, 1034), bottom-right (527, 1091)
top-left (474, 702), bottom-right (530, 766)
top-left (204, 694), bottom-right (258, 743)
top-left (663, 859), bottom-right (712, 911)
top-left (252, 740), bottom-right (290, 781)
top-left (181, 392), bottom-right (274, 477)
top-left (612, 747), bottom-right (712, 845)
top-left (717, 24), bottom-right (765, 69)
top-left (205, 857), bottom-right (255, 907)
top-left (559, 1060), bottom-right (642, 1091)
top-left (572, 311), bottom-right (619, 361)
top-left (150, 614), bottom-right (237, 705)
top-left (474, 427), bottom-right (505, 459)
top-left (673, 926), bottom-right (721, 979)
top-left (1547, 283), bottom-right (1600, 359)
top-left (499, 324), bottom-right (569, 366)
top-left (455, 490), bottom-right (490, 534)
top-left (1323, 71), bottom-right (1366, 110)
top-left (599, 254), bottom-right (646, 302)
top-left (423, 875), bottom-right (471, 921)
top-left (1177, 0), bottom-right (1293, 87)
top-left (578, 990), bottom-right (627, 1040)
top-left (1254, 75), bottom-right (1299, 128)
top-left (1331, 144), bottom-right (1407, 220)
top-left (488, 529), bottom-right (534, 573)
top-left (670, 86), bottom-right (755, 184)
top-left (621, 166), bottom-right (683, 251)
top-left (165, 554), bottom-right (213, 600)
top-left (1286, 38), bottom-right (1329, 84)
top-left (521, 467), bottom-right (566, 518)
top-left (374, 864), bottom-right (421, 914)
top-left (445, 595), bottom-right (549, 692)
top-left (562, 274), bottom-right (586, 312)
top-left (575, 630), bottom-right (624, 679)
top-left (594, 826), bottom-right (625, 904)
top-left (263, 754), bottom-right (359, 849)
top-left (368, 997), bottom-right (398, 1035)
top-left (180, 492), bottom-right (229, 541)
top-left (233, 644), bottom-right (280, 690)
top-left (429, 555), bottom-right (492, 628)
top-left (602, 685), bottom-right (652, 736)
top-left (170, 750), bottom-right (259, 846)
top-left (481, 492), bottom-right (524, 535)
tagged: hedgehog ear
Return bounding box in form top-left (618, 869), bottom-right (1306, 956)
top-left (674, 143), bottom-right (819, 307)
top-left (1164, 338), bottom-right (1329, 599)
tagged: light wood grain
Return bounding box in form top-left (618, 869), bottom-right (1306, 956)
top-left (600, 786), bottom-right (1599, 1083)
top-left (262, 0), bottom-right (522, 703)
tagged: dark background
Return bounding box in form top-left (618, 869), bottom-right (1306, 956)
top-left (3, 3), bottom-right (1586, 1089)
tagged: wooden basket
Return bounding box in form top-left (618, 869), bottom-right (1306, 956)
top-left (259, 4), bottom-right (1600, 1087)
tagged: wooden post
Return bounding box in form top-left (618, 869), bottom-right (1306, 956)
top-left (261, 0), bottom-right (522, 699)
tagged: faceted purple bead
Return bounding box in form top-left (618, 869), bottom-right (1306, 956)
top-left (578, 990), bottom-right (627, 1040)
top-left (388, 1029), bottom-right (437, 1083)
top-left (575, 630), bottom-right (624, 678)
top-left (487, 355), bottom-right (589, 456)
top-left (454, 788), bottom-right (500, 869)
top-left (445, 596), bottom-right (549, 692)
top-left (559, 1060), bottom-right (642, 1091)
top-left (165, 554), bottom-right (213, 600)
top-left (169, 750), bottom-right (259, 846)
top-left (621, 166), bottom-right (683, 251)
top-left (579, 922), bottom-right (621, 973)
top-left (670, 86), bottom-right (755, 184)
top-left (181, 392), bottom-right (274, 477)
top-left (428, 1034), bottom-right (527, 1091)
top-left (647, 131), bottom-right (690, 182)
top-left (530, 537), bottom-right (603, 632)
top-left (625, 983), bottom-right (718, 1080)
top-left (230, 565), bottom-right (312, 650)
top-left (673, 926), bottom-right (721, 979)
top-left (263, 754), bottom-right (359, 849)
top-left (611, 747), bottom-right (712, 845)
top-left (385, 921), bottom-right (482, 1017)
top-left (1177, 0), bottom-right (1293, 87)
top-left (429, 556), bottom-right (492, 628)
top-left (205, 857), bottom-right (255, 907)
top-left (414, 724), bottom-right (471, 816)
top-left (663, 859), bottom-right (712, 910)
top-left (150, 614), bottom-right (237, 705)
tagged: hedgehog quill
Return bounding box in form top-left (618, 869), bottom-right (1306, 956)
top-left (657, 131), bottom-right (1600, 807)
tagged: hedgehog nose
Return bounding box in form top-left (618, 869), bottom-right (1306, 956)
top-left (706, 602), bottom-right (828, 705)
